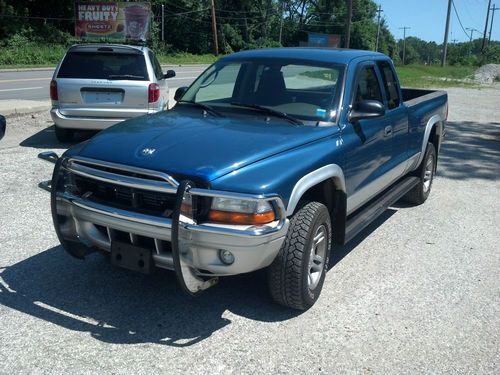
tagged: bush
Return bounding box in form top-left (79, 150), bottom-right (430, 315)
top-left (0, 26), bottom-right (76, 66)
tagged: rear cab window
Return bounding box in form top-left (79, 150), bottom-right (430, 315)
top-left (57, 51), bottom-right (149, 80)
top-left (376, 60), bottom-right (401, 109)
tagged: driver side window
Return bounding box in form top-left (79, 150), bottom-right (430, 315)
top-left (354, 66), bottom-right (383, 106)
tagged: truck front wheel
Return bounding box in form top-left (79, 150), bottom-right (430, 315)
top-left (267, 201), bottom-right (332, 310)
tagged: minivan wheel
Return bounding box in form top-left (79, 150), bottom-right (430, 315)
top-left (267, 201), bottom-right (332, 310)
top-left (55, 126), bottom-right (74, 142)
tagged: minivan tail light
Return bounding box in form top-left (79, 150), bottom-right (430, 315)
top-left (148, 83), bottom-right (160, 103)
top-left (50, 80), bottom-right (58, 101)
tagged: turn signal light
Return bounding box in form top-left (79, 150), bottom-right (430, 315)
top-left (208, 210), bottom-right (276, 225)
top-left (50, 80), bottom-right (58, 101)
top-left (148, 83), bottom-right (160, 103)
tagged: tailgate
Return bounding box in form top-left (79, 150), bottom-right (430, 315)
top-left (55, 49), bottom-right (151, 118)
top-left (57, 78), bottom-right (150, 118)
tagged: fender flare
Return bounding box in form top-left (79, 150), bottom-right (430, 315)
top-left (415, 114), bottom-right (444, 167)
top-left (286, 164), bottom-right (346, 216)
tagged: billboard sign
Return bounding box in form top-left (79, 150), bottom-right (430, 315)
top-left (75, 2), bottom-right (151, 41)
top-left (307, 32), bottom-right (341, 48)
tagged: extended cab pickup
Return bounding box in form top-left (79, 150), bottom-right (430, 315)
top-left (39, 48), bottom-right (447, 310)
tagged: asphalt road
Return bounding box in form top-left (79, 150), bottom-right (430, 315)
top-left (0, 86), bottom-right (499, 374)
top-left (0, 65), bottom-right (208, 101)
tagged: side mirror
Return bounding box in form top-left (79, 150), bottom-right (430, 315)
top-left (164, 70), bottom-right (176, 79)
top-left (0, 115), bottom-right (5, 140)
top-left (174, 86), bottom-right (188, 101)
top-left (348, 100), bottom-right (385, 122)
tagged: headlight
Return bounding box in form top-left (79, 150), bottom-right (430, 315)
top-left (208, 197), bottom-right (276, 225)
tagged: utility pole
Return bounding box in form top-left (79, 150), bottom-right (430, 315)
top-left (161, 4), bottom-right (164, 42)
top-left (375, 4), bottom-right (383, 51)
top-left (345, 0), bottom-right (352, 48)
top-left (399, 26), bottom-right (410, 65)
top-left (441, 0), bottom-right (452, 66)
top-left (489, 4), bottom-right (499, 42)
top-left (278, 1), bottom-right (284, 44)
top-left (451, 38), bottom-right (458, 44)
top-left (482, 0), bottom-right (492, 50)
top-left (210, 0), bottom-right (219, 55)
top-left (466, 27), bottom-right (475, 42)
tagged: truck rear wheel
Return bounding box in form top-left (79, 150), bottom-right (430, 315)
top-left (55, 126), bottom-right (74, 142)
top-left (403, 142), bottom-right (436, 205)
top-left (267, 201), bottom-right (332, 310)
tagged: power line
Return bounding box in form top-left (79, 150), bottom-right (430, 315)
top-left (451, 0), bottom-right (475, 38)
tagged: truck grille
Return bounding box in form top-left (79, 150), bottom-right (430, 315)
top-left (66, 157), bottom-right (180, 218)
top-left (73, 175), bottom-right (176, 217)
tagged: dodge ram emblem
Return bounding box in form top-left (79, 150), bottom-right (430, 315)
top-left (141, 148), bottom-right (156, 156)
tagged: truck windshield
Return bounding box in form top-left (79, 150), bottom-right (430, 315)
top-left (181, 59), bottom-right (345, 123)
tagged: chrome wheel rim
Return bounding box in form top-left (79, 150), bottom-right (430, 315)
top-left (308, 224), bottom-right (327, 290)
top-left (423, 155), bottom-right (435, 193)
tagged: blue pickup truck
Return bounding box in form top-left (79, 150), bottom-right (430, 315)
top-left (39, 48), bottom-right (447, 310)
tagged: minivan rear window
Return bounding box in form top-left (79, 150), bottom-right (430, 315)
top-left (57, 52), bottom-right (148, 80)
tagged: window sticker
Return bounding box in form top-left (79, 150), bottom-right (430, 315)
top-left (316, 108), bottom-right (327, 117)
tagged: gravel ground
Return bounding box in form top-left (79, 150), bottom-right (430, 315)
top-left (474, 64), bottom-right (500, 84)
top-left (0, 87), bottom-right (499, 374)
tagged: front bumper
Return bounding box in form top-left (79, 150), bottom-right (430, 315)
top-left (54, 190), bottom-right (287, 276)
top-left (38, 152), bottom-right (289, 293)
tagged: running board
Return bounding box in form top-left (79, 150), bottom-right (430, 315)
top-left (344, 177), bottom-right (420, 244)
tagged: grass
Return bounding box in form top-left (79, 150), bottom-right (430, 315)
top-left (157, 53), bottom-right (218, 65)
top-left (395, 64), bottom-right (476, 88)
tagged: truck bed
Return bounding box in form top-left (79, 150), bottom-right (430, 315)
top-left (401, 88), bottom-right (447, 105)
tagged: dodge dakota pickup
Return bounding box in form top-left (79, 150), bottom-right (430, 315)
top-left (38, 48), bottom-right (447, 310)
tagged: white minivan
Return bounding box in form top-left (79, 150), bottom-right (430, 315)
top-left (50, 44), bottom-right (175, 142)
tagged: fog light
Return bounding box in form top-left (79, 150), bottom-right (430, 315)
top-left (219, 249), bottom-right (235, 265)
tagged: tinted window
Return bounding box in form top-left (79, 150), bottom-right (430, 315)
top-left (149, 51), bottom-right (163, 80)
top-left (377, 61), bottom-right (400, 109)
top-left (57, 52), bottom-right (148, 80)
top-left (354, 66), bottom-right (383, 105)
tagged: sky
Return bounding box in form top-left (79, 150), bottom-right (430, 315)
top-left (377, 0), bottom-right (500, 43)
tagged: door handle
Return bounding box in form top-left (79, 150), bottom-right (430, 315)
top-left (384, 126), bottom-right (393, 137)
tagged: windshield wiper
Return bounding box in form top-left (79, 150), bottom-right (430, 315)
top-left (108, 74), bottom-right (145, 80)
top-left (230, 102), bottom-right (303, 125)
top-left (177, 100), bottom-right (224, 117)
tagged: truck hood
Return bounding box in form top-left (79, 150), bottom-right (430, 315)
top-left (77, 109), bottom-right (337, 182)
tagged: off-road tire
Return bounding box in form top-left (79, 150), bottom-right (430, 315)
top-left (403, 142), bottom-right (436, 205)
top-left (267, 201), bottom-right (332, 310)
top-left (55, 126), bottom-right (74, 142)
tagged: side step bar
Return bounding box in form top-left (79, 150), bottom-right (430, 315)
top-left (344, 177), bottom-right (420, 244)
